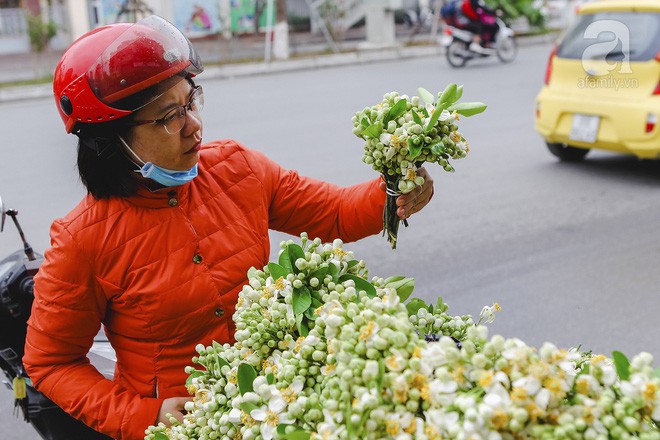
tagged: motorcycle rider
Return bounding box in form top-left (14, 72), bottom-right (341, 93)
top-left (461, 0), bottom-right (500, 54)
top-left (22, 15), bottom-right (435, 440)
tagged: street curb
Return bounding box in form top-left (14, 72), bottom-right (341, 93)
top-left (0, 32), bottom-right (557, 104)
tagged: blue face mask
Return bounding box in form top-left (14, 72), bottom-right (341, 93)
top-left (138, 162), bottom-right (198, 187)
top-left (120, 136), bottom-right (198, 187)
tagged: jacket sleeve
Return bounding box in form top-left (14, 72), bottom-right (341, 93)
top-left (240, 147), bottom-right (385, 243)
top-left (23, 220), bottom-right (162, 440)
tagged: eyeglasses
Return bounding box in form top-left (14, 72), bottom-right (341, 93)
top-left (130, 86), bottom-right (204, 134)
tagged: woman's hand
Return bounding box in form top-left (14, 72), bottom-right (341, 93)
top-left (379, 167), bottom-right (435, 219)
top-left (157, 397), bottom-right (189, 425)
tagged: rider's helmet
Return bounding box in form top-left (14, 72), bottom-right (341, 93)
top-left (53, 15), bottom-right (203, 133)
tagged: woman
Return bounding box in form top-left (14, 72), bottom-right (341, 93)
top-left (23, 15), bottom-right (434, 440)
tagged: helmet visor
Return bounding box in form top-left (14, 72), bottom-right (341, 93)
top-left (86, 15), bottom-right (203, 111)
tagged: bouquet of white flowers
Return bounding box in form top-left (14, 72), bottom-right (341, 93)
top-left (352, 85), bottom-right (486, 249)
top-left (145, 234), bottom-right (659, 440)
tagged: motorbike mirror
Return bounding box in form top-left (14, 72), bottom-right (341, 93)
top-left (0, 195), bottom-right (5, 232)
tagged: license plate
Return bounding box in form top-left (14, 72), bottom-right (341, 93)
top-left (569, 114), bottom-right (600, 143)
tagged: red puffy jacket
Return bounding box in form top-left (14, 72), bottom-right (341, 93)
top-left (23, 140), bottom-right (385, 439)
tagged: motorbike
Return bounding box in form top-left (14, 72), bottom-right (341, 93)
top-left (440, 16), bottom-right (518, 68)
top-left (0, 195), bottom-right (113, 440)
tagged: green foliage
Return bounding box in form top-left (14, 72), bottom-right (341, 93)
top-left (26, 13), bottom-right (57, 54)
top-left (485, 0), bottom-right (545, 29)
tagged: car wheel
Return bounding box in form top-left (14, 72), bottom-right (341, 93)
top-left (446, 40), bottom-right (468, 68)
top-left (546, 142), bottom-right (589, 161)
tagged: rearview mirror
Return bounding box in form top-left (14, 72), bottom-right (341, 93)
top-left (0, 195), bottom-right (5, 232)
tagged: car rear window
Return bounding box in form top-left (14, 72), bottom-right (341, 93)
top-left (557, 12), bottom-right (660, 62)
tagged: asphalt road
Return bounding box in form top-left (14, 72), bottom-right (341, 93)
top-left (1, 42), bottom-right (659, 438)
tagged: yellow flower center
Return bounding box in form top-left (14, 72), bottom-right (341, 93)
top-left (227, 370), bottom-right (238, 385)
top-left (385, 420), bottom-right (400, 436)
top-left (406, 168), bottom-right (417, 181)
top-left (479, 371), bottom-right (494, 388)
top-left (452, 366), bottom-right (466, 384)
top-left (511, 387), bottom-right (527, 402)
top-left (425, 425), bottom-right (441, 440)
top-left (273, 277), bottom-right (287, 291)
top-left (386, 355), bottom-right (400, 371)
top-left (333, 248), bottom-right (348, 259)
top-left (543, 376), bottom-right (564, 398)
top-left (264, 410), bottom-right (279, 426)
top-left (241, 412), bottom-right (255, 427)
top-left (490, 410), bottom-right (508, 429)
top-left (576, 377), bottom-right (589, 395)
top-left (591, 354), bottom-right (606, 364)
top-left (237, 296), bottom-right (245, 308)
top-left (281, 387), bottom-right (298, 403)
top-left (262, 286), bottom-right (273, 299)
top-left (321, 364), bottom-right (336, 375)
top-left (294, 337), bottom-right (304, 353)
top-left (413, 346), bottom-right (423, 359)
top-left (411, 373), bottom-right (428, 390)
top-left (643, 383), bottom-right (658, 403)
top-left (359, 321), bottom-right (377, 341)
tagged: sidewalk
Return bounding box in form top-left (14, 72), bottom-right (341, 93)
top-left (0, 25), bottom-right (559, 103)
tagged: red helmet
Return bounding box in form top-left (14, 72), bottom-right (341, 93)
top-left (53, 15), bottom-right (203, 133)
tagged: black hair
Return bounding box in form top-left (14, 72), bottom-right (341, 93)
top-left (75, 118), bottom-right (139, 200)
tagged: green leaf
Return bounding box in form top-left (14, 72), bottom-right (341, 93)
top-left (268, 262), bottom-right (288, 280)
top-left (385, 99), bottom-right (408, 125)
top-left (310, 265), bottom-right (329, 281)
top-left (287, 244), bottom-right (306, 274)
top-left (267, 373), bottom-right (275, 385)
top-left (154, 433), bottom-right (170, 440)
top-left (346, 259), bottom-right (359, 269)
top-left (430, 142), bottom-right (446, 156)
top-left (239, 402), bottom-right (259, 413)
top-left (338, 274), bottom-right (377, 298)
top-left (278, 249), bottom-right (293, 274)
top-left (293, 286), bottom-right (312, 315)
top-left (362, 122), bottom-right (384, 139)
top-left (278, 428), bottom-right (311, 440)
top-left (612, 351), bottom-right (630, 380)
top-left (361, 117), bottom-right (370, 129)
top-left (421, 107), bottom-right (429, 118)
top-left (446, 102), bottom-right (487, 117)
top-left (425, 105), bottom-right (446, 133)
top-left (436, 296), bottom-right (446, 312)
top-left (455, 85), bottom-right (464, 101)
top-left (417, 87), bottom-right (435, 105)
top-left (439, 83), bottom-right (458, 106)
top-left (296, 313), bottom-right (309, 337)
top-left (408, 137), bottom-right (422, 160)
top-left (406, 298), bottom-right (428, 316)
top-left (385, 277), bottom-right (415, 302)
top-left (411, 110), bottom-right (422, 126)
top-left (328, 263), bottom-right (339, 283)
top-left (382, 275), bottom-right (406, 285)
top-left (185, 370), bottom-right (205, 386)
top-left (304, 304), bottom-right (317, 320)
top-left (237, 363), bottom-right (257, 395)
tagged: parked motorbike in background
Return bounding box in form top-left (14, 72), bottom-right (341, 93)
top-left (0, 196), bottom-right (112, 440)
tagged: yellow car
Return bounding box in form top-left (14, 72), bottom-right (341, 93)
top-left (535, 0), bottom-right (660, 161)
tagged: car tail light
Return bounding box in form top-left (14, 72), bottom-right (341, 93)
top-left (646, 113), bottom-right (657, 133)
top-left (544, 46), bottom-right (558, 86)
